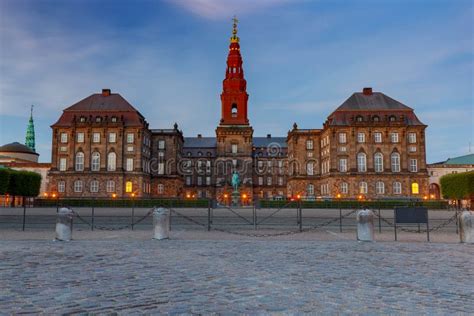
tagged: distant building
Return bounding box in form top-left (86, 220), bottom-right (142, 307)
top-left (427, 154), bottom-right (474, 201)
top-left (46, 20), bottom-right (429, 201)
top-left (0, 108), bottom-right (50, 206)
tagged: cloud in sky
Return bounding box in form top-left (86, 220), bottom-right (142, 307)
top-left (166, 0), bottom-right (293, 19)
top-left (0, 0), bottom-right (472, 164)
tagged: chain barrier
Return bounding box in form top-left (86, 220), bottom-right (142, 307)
top-left (373, 211), bottom-right (458, 233)
top-left (170, 207), bottom-right (358, 237)
top-left (70, 208), bottom-right (154, 231)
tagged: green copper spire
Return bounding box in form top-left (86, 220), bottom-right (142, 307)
top-left (25, 105), bottom-right (36, 152)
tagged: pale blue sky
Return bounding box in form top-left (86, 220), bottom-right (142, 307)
top-left (0, 0), bottom-right (473, 163)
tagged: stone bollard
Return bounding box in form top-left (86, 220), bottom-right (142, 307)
top-left (357, 209), bottom-right (374, 242)
top-left (459, 211), bottom-right (473, 244)
top-left (153, 207), bottom-right (170, 240)
top-left (55, 207), bottom-right (73, 241)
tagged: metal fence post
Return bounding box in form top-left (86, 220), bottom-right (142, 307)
top-left (22, 203), bottom-right (26, 231)
top-left (131, 199), bottom-right (135, 231)
top-left (299, 200), bottom-right (303, 232)
top-left (207, 199), bottom-right (211, 231)
top-left (91, 199), bottom-right (95, 231)
top-left (378, 208), bottom-right (382, 233)
top-left (339, 208), bottom-right (342, 233)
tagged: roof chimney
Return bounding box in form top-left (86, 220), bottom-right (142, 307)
top-left (102, 89), bottom-right (111, 97)
top-left (363, 87), bottom-right (373, 96)
top-left (197, 134), bottom-right (202, 138)
top-left (267, 134), bottom-right (271, 138)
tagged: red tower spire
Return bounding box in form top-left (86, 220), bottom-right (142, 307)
top-left (220, 17), bottom-right (249, 125)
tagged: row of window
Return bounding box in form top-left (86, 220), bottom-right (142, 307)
top-left (60, 132), bottom-right (135, 144)
top-left (257, 176), bottom-right (285, 186)
top-left (79, 116), bottom-right (119, 123)
top-left (306, 181), bottom-right (419, 195)
top-left (58, 180), bottom-right (134, 193)
top-left (305, 132), bottom-right (418, 150)
top-left (58, 153), bottom-right (134, 172)
top-left (354, 152), bottom-right (417, 173)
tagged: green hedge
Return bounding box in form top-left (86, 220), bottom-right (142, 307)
top-left (440, 171), bottom-right (474, 200)
top-left (35, 198), bottom-right (210, 208)
top-left (259, 199), bottom-right (448, 210)
top-left (0, 169), bottom-right (41, 197)
top-left (0, 169), bottom-right (10, 195)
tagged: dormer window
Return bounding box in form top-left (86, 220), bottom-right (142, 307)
top-left (389, 115), bottom-right (396, 122)
top-left (95, 116), bottom-right (102, 123)
top-left (356, 115), bottom-right (363, 122)
top-left (80, 116), bottom-right (86, 123)
top-left (231, 103), bottom-right (238, 117)
top-left (373, 116), bottom-right (380, 122)
top-left (111, 116), bottom-right (117, 123)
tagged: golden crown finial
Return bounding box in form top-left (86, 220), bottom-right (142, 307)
top-left (230, 15), bottom-right (239, 43)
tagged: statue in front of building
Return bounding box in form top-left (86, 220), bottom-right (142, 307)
top-left (231, 170), bottom-right (240, 192)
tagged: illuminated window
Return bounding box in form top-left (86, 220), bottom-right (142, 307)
top-left (411, 182), bottom-right (419, 194)
top-left (125, 181), bottom-right (133, 193)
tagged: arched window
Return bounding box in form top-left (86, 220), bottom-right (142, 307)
top-left (307, 184), bottom-right (314, 196)
top-left (393, 182), bottom-right (402, 194)
top-left (306, 161), bottom-right (314, 175)
top-left (359, 182), bottom-right (368, 194)
top-left (376, 181), bottom-right (385, 194)
top-left (107, 152), bottom-right (116, 171)
top-left (75, 152), bottom-right (84, 171)
top-left (391, 152), bottom-right (400, 172)
top-left (374, 152), bottom-right (384, 172)
top-left (411, 182), bottom-right (419, 194)
top-left (91, 152), bottom-right (100, 171)
top-left (357, 152), bottom-right (367, 172)
top-left (231, 103), bottom-right (238, 117)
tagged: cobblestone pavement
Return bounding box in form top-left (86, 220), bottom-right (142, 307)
top-left (1, 240), bottom-right (473, 314)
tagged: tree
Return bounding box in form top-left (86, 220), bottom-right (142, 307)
top-left (440, 171), bottom-right (474, 208)
top-left (0, 168), bottom-right (10, 195)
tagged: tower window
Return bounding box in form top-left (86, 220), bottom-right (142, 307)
top-left (231, 103), bottom-right (238, 117)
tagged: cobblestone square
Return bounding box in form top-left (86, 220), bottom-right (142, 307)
top-left (1, 238), bottom-right (473, 314)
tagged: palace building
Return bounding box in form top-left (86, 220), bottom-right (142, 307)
top-left (47, 20), bottom-right (429, 201)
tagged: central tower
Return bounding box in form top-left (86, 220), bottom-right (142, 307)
top-left (216, 17), bottom-right (254, 202)
top-left (219, 17), bottom-right (249, 126)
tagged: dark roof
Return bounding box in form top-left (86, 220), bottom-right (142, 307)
top-left (184, 137), bottom-right (216, 148)
top-left (253, 137), bottom-right (287, 148)
top-left (335, 92), bottom-right (413, 111)
top-left (64, 93), bottom-right (139, 112)
top-left (0, 142), bottom-right (38, 155)
top-left (52, 91), bottom-right (146, 127)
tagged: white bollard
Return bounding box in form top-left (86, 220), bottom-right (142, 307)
top-left (459, 211), bottom-right (473, 244)
top-left (357, 209), bottom-right (374, 242)
top-left (55, 207), bottom-right (73, 241)
top-left (153, 207), bottom-right (170, 240)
